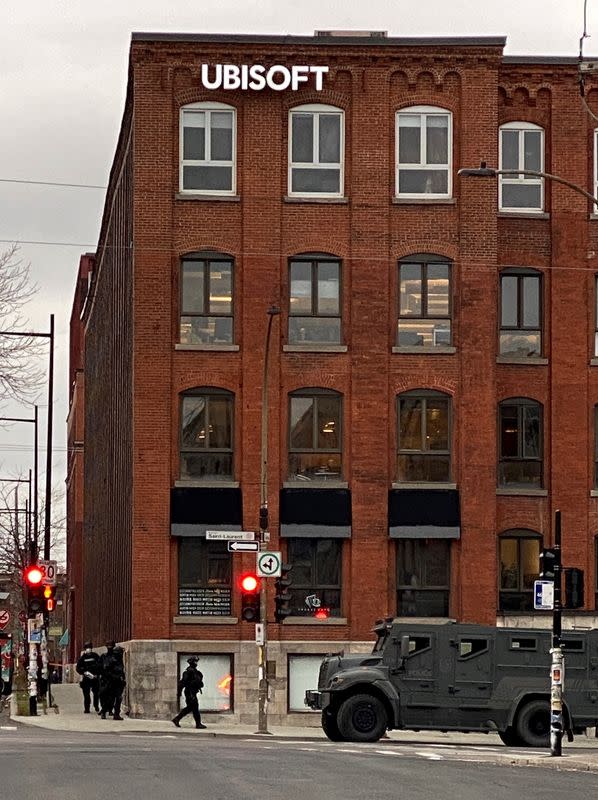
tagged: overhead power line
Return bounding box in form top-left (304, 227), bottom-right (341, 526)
top-left (0, 178), bottom-right (106, 190)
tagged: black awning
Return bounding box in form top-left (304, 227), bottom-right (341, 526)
top-left (171, 487), bottom-right (242, 537)
top-left (279, 488), bottom-right (351, 538)
top-left (388, 488), bottom-right (460, 539)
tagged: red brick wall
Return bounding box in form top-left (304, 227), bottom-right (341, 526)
top-left (82, 38), bottom-right (598, 645)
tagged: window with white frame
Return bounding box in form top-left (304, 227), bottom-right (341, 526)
top-left (288, 655), bottom-right (324, 712)
top-left (396, 107), bottom-right (452, 198)
top-left (180, 102), bottom-right (236, 194)
top-left (289, 104), bottom-right (344, 196)
top-left (499, 122), bottom-right (544, 211)
top-left (177, 653), bottom-right (233, 712)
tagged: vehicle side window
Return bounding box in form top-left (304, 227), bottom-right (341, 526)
top-left (407, 636), bottom-right (431, 655)
top-left (510, 636), bottom-right (537, 650)
top-left (562, 639), bottom-right (584, 652)
top-left (458, 638), bottom-right (488, 659)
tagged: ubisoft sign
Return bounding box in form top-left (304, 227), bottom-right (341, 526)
top-left (200, 64), bottom-right (329, 91)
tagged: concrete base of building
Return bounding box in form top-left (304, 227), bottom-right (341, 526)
top-left (117, 637), bottom-right (372, 723)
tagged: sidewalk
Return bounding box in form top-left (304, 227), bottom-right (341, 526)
top-left (10, 687), bottom-right (598, 774)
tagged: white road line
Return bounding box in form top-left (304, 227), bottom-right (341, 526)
top-left (0, 726), bottom-right (17, 730)
top-left (416, 751), bottom-right (444, 760)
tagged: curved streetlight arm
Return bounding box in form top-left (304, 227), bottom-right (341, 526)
top-left (458, 163), bottom-right (598, 207)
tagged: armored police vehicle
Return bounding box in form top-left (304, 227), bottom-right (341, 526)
top-left (305, 618), bottom-right (598, 746)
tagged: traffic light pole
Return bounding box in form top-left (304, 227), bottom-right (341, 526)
top-left (257, 306), bottom-right (279, 735)
top-left (550, 510), bottom-right (564, 757)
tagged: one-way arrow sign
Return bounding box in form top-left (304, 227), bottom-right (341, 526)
top-left (228, 541), bottom-right (259, 553)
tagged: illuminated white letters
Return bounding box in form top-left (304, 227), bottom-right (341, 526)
top-left (200, 64), bottom-right (329, 91)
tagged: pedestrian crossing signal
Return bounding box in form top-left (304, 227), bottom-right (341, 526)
top-left (43, 584), bottom-right (56, 612)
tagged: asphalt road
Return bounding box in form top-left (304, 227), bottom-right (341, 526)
top-left (1, 724), bottom-right (597, 800)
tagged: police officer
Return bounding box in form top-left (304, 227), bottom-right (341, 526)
top-left (76, 641), bottom-right (101, 714)
top-left (172, 656), bottom-right (206, 729)
top-left (99, 641), bottom-right (126, 720)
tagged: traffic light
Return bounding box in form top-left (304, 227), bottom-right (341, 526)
top-left (565, 568), bottom-right (584, 609)
top-left (240, 573), bottom-right (261, 622)
top-left (539, 548), bottom-right (557, 580)
top-left (274, 564), bottom-right (292, 623)
top-left (24, 565), bottom-right (44, 617)
top-left (43, 584), bottom-right (56, 613)
top-left (259, 505), bottom-right (268, 532)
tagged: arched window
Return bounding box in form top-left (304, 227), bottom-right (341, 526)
top-left (288, 388), bottom-right (342, 481)
top-left (288, 253), bottom-right (341, 344)
top-left (288, 104), bottom-right (344, 197)
top-left (180, 251), bottom-right (234, 345)
top-left (499, 122), bottom-right (544, 212)
top-left (499, 529), bottom-right (541, 612)
top-left (180, 102), bottom-right (236, 194)
top-left (498, 398), bottom-right (543, 487)
top-left (398, 254), bottom-right (452, 347)
top-left (180, 388), bottom-right (234, 480)
top-left (397, 390), bottom-right (451, 482)
top-left (396, 106), bottom-right (452, 198)
top-left (499, 268), bottom-right (542, 357)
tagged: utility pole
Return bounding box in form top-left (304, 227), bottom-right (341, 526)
top-left (550, 510), bottom-right (564, 757)
top-left (257, 305), bottom-right (280, 735)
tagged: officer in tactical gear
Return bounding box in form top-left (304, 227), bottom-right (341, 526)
top-left (99, 641), bottom-right (126, 720)
top-left (76, 641), bottom-right (101, 713)
top-left (172, 656), bottom-right (206, 729)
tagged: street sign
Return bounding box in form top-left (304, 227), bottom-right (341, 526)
top-left (227, 540), bottom-right (259, 553)
top-left (0, 610), bottom-right (10, 630)
top-left (534, 579), bottom-right (554, 610)
top-left (39, 559), bottom-right (57, 586)
top-left (206, 530), bottom-right (255, 541)
top-left (257, 551), bottom-right (282, 578)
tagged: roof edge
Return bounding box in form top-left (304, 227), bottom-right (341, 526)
top-left (131, 31), bottom-right (507, 48)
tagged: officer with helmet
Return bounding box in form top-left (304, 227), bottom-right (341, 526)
top-left (172, 656), bottom-right (206, 729)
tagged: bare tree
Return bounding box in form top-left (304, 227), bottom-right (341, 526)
top-left (0, 244), bottom-right (43, 405)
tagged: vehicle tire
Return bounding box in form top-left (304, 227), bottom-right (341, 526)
top-left (514, 700), bottom-right (550, 748)
top-left (498, 727), bottom-right (522, 747)
top-left (336, 693), bottom-right (388, 743)
top-left (321, 709), bottom-right (345, 742)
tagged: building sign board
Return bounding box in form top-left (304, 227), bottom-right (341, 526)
top-left (178, 588), bottom-right (232, 616)
top-left (200, 64), bottom-right (329, 91)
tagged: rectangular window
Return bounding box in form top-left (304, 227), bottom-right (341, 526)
top-left (177, 653), bottom-right (233, 712)
top-left (499, 401), bottom-right (542, 487)
top-left (178, 539), bottom-right (232, 616)
top-left (289, 257), bottom-right (341, 344)
top-left (180, 256), bottom-right (233, 344)
top-left (499, 272), bottom-right (542, 357)
top-left (595, 538), bottom-right (598, 610)
top-left (499, 125), bottom-right (543, 211)
top-left (180, 392), bottom-right (233, 480)
top-left (288, 393), bottom-right (342, 481)
top-left (287, 538), bottom-right (342, 617)
top-left (396, 109), bottom-right (451, 198)
top-left (499, 536), bottom-right (540, 612)
top-left (288, 655), bottom-right (323, 712)
top-left (398, 260), bottom-right (451, 347)
top-left (397, 394), bottom-right (451, 482)
top-left (595, 276), bottom-right (598, 357)
top-left (181, 106), bottom-right (235, 194)
top-left (397, 539), bottom-right (450, 617)
top-left (289, 108), bottom-right (343, 197)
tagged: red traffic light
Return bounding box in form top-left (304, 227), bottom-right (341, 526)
top-left (240, 574), bottom-right (259, 593)
top-left (24, 566), bottom-right (44, 586)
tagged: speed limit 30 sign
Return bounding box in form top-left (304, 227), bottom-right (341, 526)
top-left (257, 551), bottom-right (282, 578)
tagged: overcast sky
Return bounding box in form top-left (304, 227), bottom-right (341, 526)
top-left (0, 0), bottom-right (593, 532)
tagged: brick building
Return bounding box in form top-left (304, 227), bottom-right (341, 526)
top-left (67, 31), bottom-right (598, 722)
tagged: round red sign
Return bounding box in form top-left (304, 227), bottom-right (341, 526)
top-left (0, 609), bottom-right (10, 630)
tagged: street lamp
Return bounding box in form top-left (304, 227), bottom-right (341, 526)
top-left (458, 161), bottom-right (598, 206)
top-left (458, 163), bottom-right (595, 758)
top-left (257, 304), bottom-right (280, 735)
top-left (0, 406), bottom-right (39, 559)
top-left (0, 315), bottom-right (54, 560)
